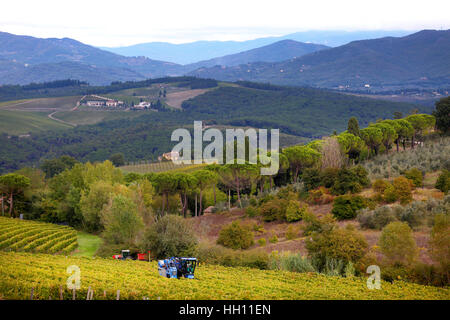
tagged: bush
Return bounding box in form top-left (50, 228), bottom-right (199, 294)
top-left (372, 179), bottom-right (389, 194)
top-left (302, 212), bottom-right (336, 236)
top-left (269, 234), bottom-right (278, 244)
top-left (410, 263), bottom-right (449, 287)
top-left (435, 170), bottom-right (450, 193)
top-left (143, 215), bottom-right (198, 259)
top-left (257, 199), bottom-right (288, 222)
top-left (217, 221), bottom-right (254, 250)
top-left (361, 197), bottom-right (449, 230)
top-left (305, 226), bottom-right (368, 268)
top-left (352, 165), bottom-right (370, 187)
top-left (429, 213), bottom-right (450, 271)
top-left (306, 187), bottom-right (334, 205)
top-left (381, 263), bottom-right (449, 287)
top-left (383, 183), bottom-right (398, 203)
top-left (331, 168), bottom-right (362, 195)
top-left (379, 222), bottom-right (418, 265)
top-left (331, 195), bottom-right (367, 220)
top-left (393, 176), bottom-right (414, 204)
top-left (320, 168), bottom-right (339, 188)
top-left (357, 206), bottom-right (398, 230)
top-left (404, 168), bottom-right (423, 187)
top-left (245, 206), bottom-right (258, 217)
top-left (257, 238), bottom-right (266, 246)
top-left (302, 168), bottom-right (322, 191)
top-left (285, 200), bottom-right (309, 222)
top-left (269, 252), bottom-right (316, 273)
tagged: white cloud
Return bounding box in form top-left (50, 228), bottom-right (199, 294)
top-left (0, 0), bottom-right (449, 46)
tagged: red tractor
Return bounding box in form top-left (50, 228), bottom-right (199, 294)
top-left (113, 250), bottom-right (150, 261)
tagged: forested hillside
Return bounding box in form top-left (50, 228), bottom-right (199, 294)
top-left (0, 82), bottom-right (429, 173)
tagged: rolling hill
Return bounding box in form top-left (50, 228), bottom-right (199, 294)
top-left (0, 80), bottom-right (431, 173)
top-left (188, 30), bottom-right (450, 90)
top-left (0, 32), bottom-right (183, 85)
top-left (185, 40), bottom-right (328, 69)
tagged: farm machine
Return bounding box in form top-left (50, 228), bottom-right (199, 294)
top-left (113, 250), bottom-right (150, 261)
top-left (113, 250), bottom-right (197, 279)
top-left (158, 257), bottom-right (197, 279)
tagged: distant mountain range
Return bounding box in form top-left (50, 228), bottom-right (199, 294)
top-left (188, 30), bottom-right (450, 90)
top-left (0, 32), bottom-right (326, 85)
top-left (0, 30), bottom-right (448, 90)
top-left (101, 30), bottom-right (412, 64)
top-left (185, 40), bottom-right (329, 69)
top-left (0, 31), bottom-right (180, 85)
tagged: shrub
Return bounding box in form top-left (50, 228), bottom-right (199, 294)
top-left (429, 213), bottom-right (450, 271)
top-left (285, 200), bottom-right (309, 222)
top-left (276, 186), bottom-right (298, 200)
top-left (269, 252), bottom-right (316, 273)
top-left (331, 168), bottom-right (362, 195)
top-left (269, 234), bottom-right (278, 244)
top-left (302, 168), bottom-right (322, 191)
top-left (306, 226), bottom-right (368, 268)
top-left (372, 179), bottom-right (389, 194)
top-left (393, 176), bottom-right (414, 204)
top-left (379, 222), bottom-right (418, 265)
top-left (331, 195), bottom-right (367, 220)
top-left (320, 168), bottom-right (339, 188)
top-left (143, 215), bottom-right (198, 259)
top-left (217, 221), bottom-right (254, 250)
top-left (352, 165), bottom-right (370, 187)
top-left (252, 223), bottom-right (265, 233)
top-left (435, 170), bottom-right (450, 193)
top-left (257, 199), bottom-right (288, 222)
top-left (302, 212), bottom-right (336, 235)
top-left (404, 168), bottom-right (423, 187)
top-left (257, 238), bottom-right (266, 246)
top-left (357, 206), bottom-right (398, 230)
top-left (306, 187), bottom-right (334, 205)
top-left (361, 197), bottom-right (449, 230)
top-left (410, 263), bottom-right (449, 287)
top-left (245, 206), bottom-right (258, 217)
top-left (383, 183), bottom-right (398, 203)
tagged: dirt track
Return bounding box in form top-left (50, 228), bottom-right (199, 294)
top-left (165, 89), bottom-right (209, 109)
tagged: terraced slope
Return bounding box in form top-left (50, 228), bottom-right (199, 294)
top-left (0, 252), bottom-right (448, 300)
top-left (0, 217), bottom-right (77, 254)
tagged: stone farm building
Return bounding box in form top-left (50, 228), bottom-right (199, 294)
top-left (83, 95), bottom-right (123, 107)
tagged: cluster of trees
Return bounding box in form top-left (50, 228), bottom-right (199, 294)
top-left (0, 112), bottom-right (439, 224)
top-left (0, 77), bottom-right (218, 102)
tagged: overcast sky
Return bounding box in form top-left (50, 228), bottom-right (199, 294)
top-left (1, 0), bottom-right (449, 46)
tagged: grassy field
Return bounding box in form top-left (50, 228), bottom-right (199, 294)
top-left (0, 96), bottom-right (81, 112)
top-left (0, 251), bottom-right (448, 300)
top-left (72, 232), bottom-right (103, 258)
top-left (54, 108), bottom-right (146, 126)
top-left (0, 110), bottom-right (72, 135)
top-left (0, 217), bottom-right (77, 254)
